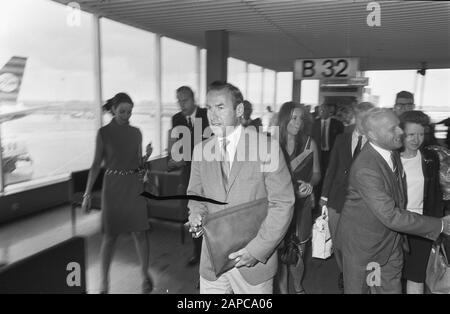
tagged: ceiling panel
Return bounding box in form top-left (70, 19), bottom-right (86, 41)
top-left (51, 0), bottom-right (450, 71)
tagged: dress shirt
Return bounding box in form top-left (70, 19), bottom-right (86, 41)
top-left (218, 125), bottom-right (243, 171)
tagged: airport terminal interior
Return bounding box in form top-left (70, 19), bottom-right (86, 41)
top-left (0, 0), bottom-right (449, 294)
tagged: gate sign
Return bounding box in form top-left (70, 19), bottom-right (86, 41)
top-left (294, 58), bottom-right (359, 80)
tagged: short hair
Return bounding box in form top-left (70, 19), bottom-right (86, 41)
top-left (353, 101), bottom-right (375, 114)
top-left (176, 86), bottom-right (194, 99)
top-left (395, 91), bottom-right (414, 102)
top-left (399, 110), bottom-right (430, 130)
top-left (207, 81), bottom-right (243, 109)
top-left (362, 107), bottom-right (393, 135)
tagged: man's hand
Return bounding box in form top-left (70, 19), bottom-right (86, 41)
top-left (229, 248), bottom-right (258, 268)
top-left (188, 212), bottom-right (205, 238)
top-left (319, 197), bottom-right (327, 208)
top-left (189, 212), bottom-right (203, 228)
top-left (442, 215), bottom-right (450, 236)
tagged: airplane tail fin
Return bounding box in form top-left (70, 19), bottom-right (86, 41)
top-left (0, 56), bottom-right (27, 105)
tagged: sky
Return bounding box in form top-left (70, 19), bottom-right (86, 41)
top-left (1, 0), bottom-right (449, 111)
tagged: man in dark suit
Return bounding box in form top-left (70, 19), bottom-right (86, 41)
top-left (336, 108), bottom-right (450, 294)
top-left (170, 86), bottom-right (210, 266)
top-left (312, 103), bottom-right (345, 172)
top-left (312, 103), bottom-right (344, 205)
top-left (319, 102), bottom-right (375, 290)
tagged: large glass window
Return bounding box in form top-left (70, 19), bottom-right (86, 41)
top-left (100, 18), bottom-right (157, 154)
top-left (0, 0), bottom-right (96, 191)
top-left (276, 72), bottom-right (293, 108)
top-left (227, 58), bottom-right (247, 99)
top-left (161, 37), bottom-right (199, 154)
top-left (365, 69), bottom-right (450, 138)
top-left (247, 64), bottom-right (263, 115)
top-left (263, 69), bottom-right (276, 111)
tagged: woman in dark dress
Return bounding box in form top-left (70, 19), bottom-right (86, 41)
top-left (276, 102), bottom-right (321, 294)
top-left (82, 93), bottom-right (153, 294)
top-left (399, 110), bottom-right (444, 294)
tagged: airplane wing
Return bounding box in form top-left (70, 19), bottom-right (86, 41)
top-left (0, 105), bottom-right (49, 124)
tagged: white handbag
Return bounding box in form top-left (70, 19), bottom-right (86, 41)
top-left (312, 206), bottom-right (333, 259)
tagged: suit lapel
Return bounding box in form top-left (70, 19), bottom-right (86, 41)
top-left (208, 136), bottom-right (227, 199)
top-left (345, 133), bottom-right (353, 162)
top-left (367, 144), bottom-right (406, 208)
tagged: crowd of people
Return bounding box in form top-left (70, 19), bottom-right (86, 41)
top-left (82, 83), bottom-right (450, 294)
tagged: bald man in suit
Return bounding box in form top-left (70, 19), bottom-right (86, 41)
top-left (336, 108), bottom-right (450, 294)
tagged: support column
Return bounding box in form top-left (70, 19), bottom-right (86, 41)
top-left (195, 47), bottom-right (201, 104)
top-left (292, 79), bottom-right (302, 103)
top-left (273, 72), bottom-right (278, 111)
top-left (93, 14), bottom-right (103, 128)
top-left (245, 62), bottom-right (250, 99)
top-left (205, 30), bottom-right (228, 85)
top-left (154, 35), bottom-right (162, 155)
top-left (260, 68), bottom-right (265, 114)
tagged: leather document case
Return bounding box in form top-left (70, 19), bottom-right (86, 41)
top-left (202, 198), bottom-right (268, 277)
top-left (292, 151), bottom-right (313, 182)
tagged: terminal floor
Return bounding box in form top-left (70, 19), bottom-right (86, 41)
top-left (0, 206), bottom-right (340, 294)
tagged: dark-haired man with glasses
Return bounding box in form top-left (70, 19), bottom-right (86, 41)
top-left (393, 91), bottom-right (415, 116)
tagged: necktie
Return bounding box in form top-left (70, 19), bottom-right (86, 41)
top-left (220, 139), bottom-right (230, 181)
top-left (353, 135), bottom-right (363, 160)
top-left (187, 116), bottom-right (193, 129)
top-left (321, 120), bottom-right (327, 151)
top-left (391, 151), bottom-right (407, 202)
top-left (390, 152), bottom-right (401, 182)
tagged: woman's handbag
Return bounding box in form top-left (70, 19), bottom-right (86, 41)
top-left (426, 236), bottom-right (450, 294)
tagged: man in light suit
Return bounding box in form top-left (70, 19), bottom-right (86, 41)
top-left (187, 81), bottom-right (295, 294)
top-left (336, 108), bottom-right (450, 294)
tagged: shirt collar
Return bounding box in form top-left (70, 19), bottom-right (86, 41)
top-left (186, 107), bottom-right (197, 121)
top-left (353, 128), bottom-right (364, 139)
top-left (370, 142), bottom-right (392, 166)
top-left (219, 125), bottom-right (242, 149)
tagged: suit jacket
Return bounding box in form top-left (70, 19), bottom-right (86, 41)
top-left (421, 148), bottom-right (444, 218)
top-left (187, 127), bottom-right (295, 285)
top-left (321, 132), bottom-right (356, 213)
top-left (170, 107), bottom-right (209, 183)
top-left (171, 107), bottom-right (209, 152)
top-left (312, 117), bottom-right (344, 154)
top-left (336, 143), bottom-right (442, 267)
